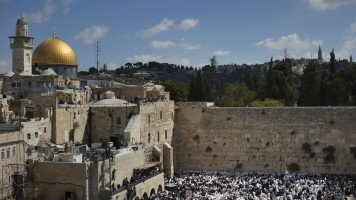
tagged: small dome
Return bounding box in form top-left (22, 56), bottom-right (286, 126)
top-left (3, 71), bottom-right (15, 77)
top-left (104, 91), bottom-right (115, 99)
top-left (41, 68), bottom-right (57, 76)
top-left (16, 16), bottom-right (27, 25)
top-left (19, 71), bottom-right (31, 76)
top-left (92, 98), bottom-right (128, 106)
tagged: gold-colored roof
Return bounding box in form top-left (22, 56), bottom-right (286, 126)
top-left (32, 37), bottom-right (77, 66)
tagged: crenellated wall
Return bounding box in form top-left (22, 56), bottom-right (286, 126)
top-left (174, 102), bottom-right (356, 174)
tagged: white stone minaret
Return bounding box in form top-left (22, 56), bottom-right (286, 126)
top-left (9, 15), bottom-right (34, 74)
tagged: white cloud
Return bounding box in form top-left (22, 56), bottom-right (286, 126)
top-left (107, 62), bottom-right (121, 70)
top-left (178, 18), bottom-right (199, 31)
top-left (179, 42), bottom-right (201, 50)
top-left (24, 0), bottom-right (56, 24)
top-left (350, 21), bottom-right (356, 33)
top-left (150, 40), bottom-right (176, 49)
top-left (308, 0), bottom-right (356, 10)
top-left (74, 25), bottom-right (109, 44)
top-left (141, 18), bottom-right (174, 37)
top-left (212, 50), bottom-right (231, 56)
top-left (23, 0), bottom-right (75, 24)
top-left (336, 36), bottom-right (356, 59)
top-left (61, 0), bottom-right (76, 13)
top-left (126, 54), bottom-right (190, 66)
top-left (0, 59), bottom-right (12, 74)
top-left (255, 33), bottom-right (322, 57)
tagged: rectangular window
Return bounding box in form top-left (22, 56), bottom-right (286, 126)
top-left (160, 111), bottom-right (163, 119)
top-left (157, 132), bottom-right (160, 142)
top-left (27, 133), bottom-right (31, 140)
top-left (165, 130), bottom-right (168, 139)
top-left (44, 127), bottom-right (47, 133)
top-left (148, 133), bottom-right (151, 143)
top-left (35, 132), bottom-right (38, 138)
top-left (1, 149), bottom-right (5, 160)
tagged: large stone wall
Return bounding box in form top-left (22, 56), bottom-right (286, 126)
top-left (174, 102), bottom-right (356, 174)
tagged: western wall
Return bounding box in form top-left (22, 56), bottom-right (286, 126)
top-left (173, 102), bottom-right (356, 174)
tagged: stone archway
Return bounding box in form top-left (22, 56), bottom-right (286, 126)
top-left (142, 192), bottom-right (148, 199)
top-left (150, 188), bottom-right (155, 196)
top-left (158, 185), bottom-right (163, 193)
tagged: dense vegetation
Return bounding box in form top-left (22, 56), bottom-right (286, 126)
top-left (79, 50), bottom-right (356, 107)
top-left (167, 53), bottom-right (356, 106)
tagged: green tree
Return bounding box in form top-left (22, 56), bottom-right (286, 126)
top-left (330, 49), bottom-right (336, 75)
top-left (218, 83), bottom-right (256, 107)
top-left (265, 57), bottom-right (278, 99)
top-left (188, 76), bottom-right (196, 101)
top-left (272, 61), bottom-right (298, 106)
top-left (299, 60), bottom-right (320, 106)
top-left (195, 70), bottom-right (205, 101)
top-left (319, 70), bottom-right (327, 106)
top-left (88, 67), bottom-right (98, 74)
top-left (162, 80), bottom-right (189, 102)
top-left (205, 57), bottom-right (217, 102)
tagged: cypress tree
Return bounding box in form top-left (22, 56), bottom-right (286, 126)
top-left (188, 76), bottom-right (196, 101)
top-left (265, 57), bottom-right (278, 99)
top-left (330, 49), bottom-right (336, 75)
top-left (319, 70), bottom-right (327, 106)
top-left (299, 60), bottom-right (320, 106)
top-left (195, 70), bottom-right (205, 101)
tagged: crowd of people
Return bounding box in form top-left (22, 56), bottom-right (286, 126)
top-left (150, 170), bottom-right (355, 200)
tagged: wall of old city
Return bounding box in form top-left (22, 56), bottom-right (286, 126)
top-left (174, 102), bottom-right (356, 174)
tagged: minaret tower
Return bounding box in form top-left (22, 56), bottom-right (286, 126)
top-left (318, 45), bottom-right (322, 62)
top-left (9, 15), bottom-right (34, 74)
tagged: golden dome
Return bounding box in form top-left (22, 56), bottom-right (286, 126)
top-left (32, 37), bottom-right (77, 66)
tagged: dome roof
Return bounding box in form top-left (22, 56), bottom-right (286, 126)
top-left (17, 16), bottom-right (27, 25)
top-left (32, 37), bottom-right (77, 66)
top-left (92, 98), bottom-right (128, 106)
top-left (41, 68), bottom-right (57, 76)
top-left (3, 71), bottom-right (15, 77)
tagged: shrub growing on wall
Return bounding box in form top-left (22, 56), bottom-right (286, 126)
top-left (350, 147), bottom-right (356, 159)
top-left (236, 163), bottom-right (243, 169)
top-left (288, 163), bottom-right (300, 172)
top-left (302, 143), bottom-right (312, 153)
top-left (323, 145), bottom-right (336, 164)
top-left (193, 135), bottom-right (200, 141)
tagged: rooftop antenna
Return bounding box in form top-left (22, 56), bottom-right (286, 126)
top-left (95, 40), bottom-right (100, 76)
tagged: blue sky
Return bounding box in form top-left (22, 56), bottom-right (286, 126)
top-left (1, 0), bottom-right (356, 72)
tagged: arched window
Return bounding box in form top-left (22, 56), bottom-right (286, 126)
top-left (116, 117), bottom-right (121, 125)
top-left (7, 148), bottom-right (10, 158)
top-left (160, 111), bottom-right (163, 119)
top-left (165, 130), bottom-right (168, 139)
top-left (1, 149), bottom-right (5, 160)
top-left (148, 133), bottom-right (151, 143)
top-left (13, 147), bottom-right (16, 158)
